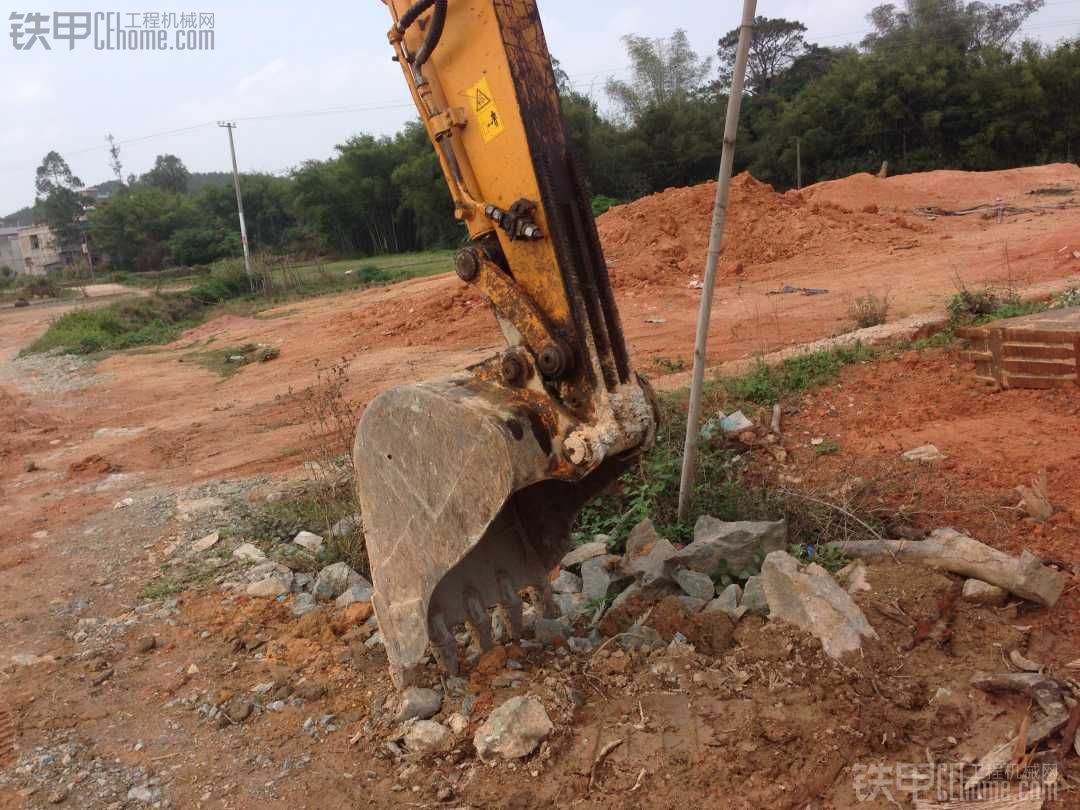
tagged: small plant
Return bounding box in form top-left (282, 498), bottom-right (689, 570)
top-left (652, 355), bottom-right (687, 373)
top-left (849, 291), bottom-right (890, 329)
top-left (813, 438), bottom-right (841, 456)
top-left (790, 543), bottom-right (851, 573)
top-left (1056, 287), bottom-right (1080, 308)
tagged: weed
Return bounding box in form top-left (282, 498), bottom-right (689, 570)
top-left (297, 358), bottom-right (367, 574)
top-left (848, 291), bottom-right (890, 329)
top-left (183, 343), bottom-right (279, 378)
top-left (652, 356), bottom-right (687, 373)
top-left (720, 343), bottom-right (876, 406)
top-left (790, 542), bottom-right (851, 573)
top-left (141, 577), bottom-right (184, 600)
top-left (814, 438), bottom-right (841, 456)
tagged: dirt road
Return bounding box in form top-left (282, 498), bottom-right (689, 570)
top-left (1, 165), bottom-right (1079, 808)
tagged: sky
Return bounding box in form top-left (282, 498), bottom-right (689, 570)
top-left (1, 0), bottom-right (1078, 215)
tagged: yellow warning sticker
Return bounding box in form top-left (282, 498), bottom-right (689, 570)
top-left (468, 77), bottom-right (505, 143)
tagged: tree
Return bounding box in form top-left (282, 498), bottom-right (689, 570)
top-left (719, 17), bottom-right (809, 94)
top-left (34, 151), bottom-right (86, 252)
top-left (106, 134), bottom-right (124, 187)
top-left (862, 0), bottom-right (1045, 53)
top-left (606, 30), bottom-right (713, 120)
top-left (141, 154), bottom-right (191, 193)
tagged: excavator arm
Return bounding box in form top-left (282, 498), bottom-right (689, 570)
top-left (356, 0), bottom-right (658, 686)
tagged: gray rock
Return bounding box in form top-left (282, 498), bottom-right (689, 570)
top-left (678, 596), bottom-right (709, 613)
top-left (292, 572), bottom-right (314, 593)
top-left (314, 562), bottom-right (369, 601)
top-left (567, 636), bottom-right (595, 654)
top-left (580, 556), bottom-right (631, 603)
top-left (760, 551), bottom-right (879, 659)
top-left (293, 531), bottom-right (325, 554)
top-left (741, 576), bottom-right (769, 616)
top-left (675, 568), bottom-right (715, 601)
top-left (397, 687), bottom-right (442, 722)
top-left (551, 570), bottom-right (583, 594)
top-left (246, 575), bottom-right (292, 598)
top-left (552, 591), bottom-right (586, 621)
top-left (534, 617), bottom-right (572, 646)
top-left (291, 593), bottom-right (318, 616)
top-left (246, 561), bottom-right (292, 582)
top-left (336, 582), bottom-right (373, 608)
top-left (621, 519), bottom-right (677, 586)
top-left (330, 514), bottom-right (361, 539)
top-left (962, 578), bottom-right (1009, 607)
top-left (705, 583), bottom-right (748, 621)
top-left (609, 582), bottom-right (642, 611)
top-left (665, 517), bottom-right (788, 580)
top-left (404, 720), bottom-right (452, 754)
top-left (560, 541), bottom-right (608, 570)
top-left (473, 696), bottom-right (553, 763)
top-left (232, 543), bottom-right (267, 563)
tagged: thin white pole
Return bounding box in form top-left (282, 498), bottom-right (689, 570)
top-left (677, 0), bottom-right (757, 524)
top-left (219, 121), bottom-right (253, 284)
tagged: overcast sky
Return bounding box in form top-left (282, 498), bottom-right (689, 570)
top-left (1, 0), bottom-right (1078, 214)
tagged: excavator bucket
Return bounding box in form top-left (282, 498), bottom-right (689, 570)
top-left (355, 375), bottom-right (641, 686)
top-left (359, 0), bottom-right (658, 687)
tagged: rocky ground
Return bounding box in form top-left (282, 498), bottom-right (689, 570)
top-left (3, 164), bottom-right (1080, 808)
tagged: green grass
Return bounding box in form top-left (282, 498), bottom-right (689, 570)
top-left (574, 343), bottom-right (877, 555)
top-left (24, 250), bottom-right (455, 357)
top-left (719, 342), bottom-right (877, 406)
top-left (814, 438), bottom-right (841, 456)
top-left (182, 343), bottom-right (279, 378)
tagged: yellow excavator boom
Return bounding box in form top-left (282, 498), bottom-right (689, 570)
top-left (356, 0), bottom-right (658, 687)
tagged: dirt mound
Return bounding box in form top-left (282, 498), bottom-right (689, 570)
top-left (596, 173), bottom-right (906, 289)
top-left (802, 162), bottom-right (1080, 213)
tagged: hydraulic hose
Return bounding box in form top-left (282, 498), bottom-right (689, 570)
top-left (412, 0), bottom-right (447, 71)
top-left (395, 0), bottom-right (437, 34)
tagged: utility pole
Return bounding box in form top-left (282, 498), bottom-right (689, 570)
top-left (218, 122), bottom-right (253, 284)
top-left (677, 0), bottom-right (757, 525)
top-left (795, 137), bottom-right (802, 191)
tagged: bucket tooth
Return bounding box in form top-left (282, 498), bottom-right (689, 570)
top-left (495, 573), bottom-right (524, 640)
top-left (465, 590), bottom-right (496, 652)
top-left (429, 611), bottom-right (459, 677)
top-left (355, 375), bottom-right (642, 687)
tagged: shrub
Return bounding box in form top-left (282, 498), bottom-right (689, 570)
top-left (849, 291), bottom-right (890, 328)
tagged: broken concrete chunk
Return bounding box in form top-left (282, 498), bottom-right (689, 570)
top-left (404, 720), bottom-right (452, 754)
top-left (473, 696), bottom-right (553, 763)
top-left (741, 576), bottom-right (769, 616)
top-left (293, 531), bottom-right (325, 555)
top-left (621, 519), bottom-right (677, 585)
top-left (397, 687), bottom-right (442, 722)
top-left (902, 444), bottom-right (945, 463)
top-left (674, 568), bottom-right (715, 601)
top-left (314, 562), bottom-right (370, 601)
top-left (551, 569), bottom-right (582, 595)
top-left (560, 541), bottom-right (608, 570)
top-left (666, 517), bottom-right (788, 580)
top-left (580, 555), bottom-right (632, 603)
top-left (336, 582), bottom-right (373, 608)
top-left (705, 583), bottom-right (748, 621)
top-left (761, 551), bottom-right (878, 659)
top-left (232, 543), bottom-right (267, 564)
top-left (962, 578), bottom-right (1009, 607)
top-left (246, 575), bottom-right (292, 598)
